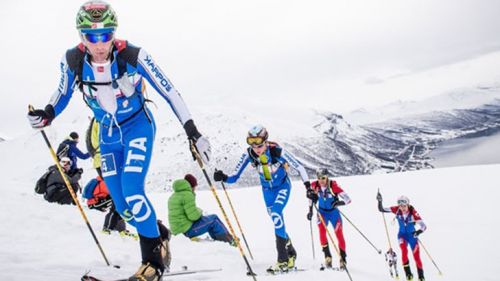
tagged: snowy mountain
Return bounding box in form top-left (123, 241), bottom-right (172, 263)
top-left (142, 86), bottom-right (500, 187)
top-left (285, 97), bottom-right (500, 177)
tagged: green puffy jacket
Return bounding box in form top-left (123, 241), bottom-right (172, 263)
top-left (168, 179), bottom-right (202, 235)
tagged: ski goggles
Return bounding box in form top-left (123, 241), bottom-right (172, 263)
top-left (318, 176), bottom-right (328, 180)
top-left (60, 160), bottom-right (71, 166)
top-left (397, 199), bottom-right (409, 206)
top-left (83, 32), bottom-right (114, 43)
top-left (247, 136), bottom-right (266, 146)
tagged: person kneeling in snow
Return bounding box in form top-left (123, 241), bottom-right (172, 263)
top-left (168, 174), bottom-right (236, 246)
top-left (35, 157), bottom-right (81, 205)
top-left (83, 175), bottom-right (138, 238)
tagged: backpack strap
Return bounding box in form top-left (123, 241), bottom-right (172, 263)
top-left (67, 40), bottom-right (140, 93)
top-left (246, 141), bottom-right (283, 167)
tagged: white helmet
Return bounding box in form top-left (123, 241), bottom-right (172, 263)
top-left (60, 157), bottom-right (72, 167)
top-left (397, 195), bottom-right (410, 206)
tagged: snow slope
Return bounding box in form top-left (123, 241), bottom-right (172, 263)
top-left (1, 140), bottom-right (497, 281)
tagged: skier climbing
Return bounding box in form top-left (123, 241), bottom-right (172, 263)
top-left (213, 125), bottom-right (310, 273)
top-left (27, 1), bottom-right (210, 280)
top-left (378, 193), bottom-right (427, 281)
top-left (307, 168), bottom-right (351, 269)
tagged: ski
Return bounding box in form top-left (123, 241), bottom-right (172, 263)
top-left (81, 267), bottom-right (222, 281)
top-left (319, 264), bottom-right (343, 271)
top-left (190, 236), bottom-right (215, 243)
top-left (265, 267), bottom-right (306, 275)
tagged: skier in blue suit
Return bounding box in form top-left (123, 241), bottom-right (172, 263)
top-left (56, 132), bottom-right (90, 172)
top-left (27, 1), bottom-right (210, 280)
top-left (214, 125), bottom-right (311, 273)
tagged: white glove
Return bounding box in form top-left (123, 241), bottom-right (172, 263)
top-left (195, 136), bottom-right (211, 164)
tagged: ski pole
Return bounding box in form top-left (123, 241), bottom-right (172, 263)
top-left (216, 169), bottom-right (255, 260)
top-left (379, 188), bottom-right (399, 279)
top-left (418, 239), bottom-right (443, 276)
top-left (190, 142), bottom-right (257, 280)
top-left (309, 200), bottom-right (316, 260)
top-left (29, 105), bottom-right (112, 267)
top-left (312, 204), bottom-right (354, 281)
top-left (339, 210), bottom-right (382, 254)
top-left (308, 202), bottom-right (316, 259)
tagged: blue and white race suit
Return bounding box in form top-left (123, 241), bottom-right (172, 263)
top-left (224, 143), bottom-right (309, 238)
top-left (48, 40), bottom-right (193, 238)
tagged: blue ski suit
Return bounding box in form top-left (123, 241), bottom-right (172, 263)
top-left (224, 142), bottom-right (309, 239)
top-left (47, 40), bottom-right (195, 238)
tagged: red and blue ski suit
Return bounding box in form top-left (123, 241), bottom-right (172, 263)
top-left (311, 179), bottom-right (351, 252)
top-left (386, 205), bottom-right (427, 269)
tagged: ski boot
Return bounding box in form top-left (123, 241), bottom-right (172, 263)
top-left (120, 230), bottom-right (139, 240)
top-left (229, 236), bottom-right (239, 247)
top-left (130, 235), bottom-right (165, 281)
top-left (266, 261), bottom-right (289, 274)
top-left (157, 220), bottom-right (172, 271)
top-left (339, 249), bottom-right (347, 269)
top-left (285, 238), bottom-right (297, 269)
top-left (267, 235), bottom-right (290, 274)
top-left (101, 228), bottom-right (112, 235)
top-left (128, 262), bottom-right (162, 281)
top-left (324, 256), bottom-right (333, 268)
top-left (322, 244), bottom-right (333, 268)
top-left (417, 268), bottom-right (425, 281)
top-left (403, 263), bottom-right (413, 281)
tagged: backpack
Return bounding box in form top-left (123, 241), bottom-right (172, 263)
top-left (56, 142), bottom-right (70, 160)
top-left (83, 177), bottom-right (111, 208)
top-left (35, 170), bottom-right (51, 194)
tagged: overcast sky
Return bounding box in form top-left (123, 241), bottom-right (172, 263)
top-left (2, 0), bottom-right (500, 137)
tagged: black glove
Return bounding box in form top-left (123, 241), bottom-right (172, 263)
top-left (413, 229), bottom-right (423, 238)
top-left (376, 192), bottom-right (383, 202)
top-left (304, 181), bottom-right (311, 189)
top-left (331, 200), bottom-right (345, 209)
top-left (27, 105), bottom-right (55, 129)
top-left (306, 210), bottom-right (313, 221)
top-left (306, 188), bottom-right (318, 203)
top-left (214, 170), bottom-right (228, 182)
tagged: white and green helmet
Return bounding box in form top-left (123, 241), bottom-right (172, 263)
top-left (76, 1), bottom-right (118, 33)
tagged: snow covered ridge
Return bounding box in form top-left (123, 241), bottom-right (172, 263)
top-left (148, 98), bottom-right (500, 189)
top-left (285, 99), bottom-right (500, 178)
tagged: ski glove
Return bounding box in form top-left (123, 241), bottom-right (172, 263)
top-left (184, 120), bottom-right (211, 164)
top-left (306, 210), bottom-right (313, 221)
top-left (331, 200), bottom-right (345, 209)
top-left (376, 192), bottom-right (383, 202)
top-left (214, 170), bottom-right (228, 182)
top-left (306, 188), bottom-right (318, 203)
top-left (413, 229), bottom-right (423, 238)
top-left (27, 105), bottom-right (55, 129)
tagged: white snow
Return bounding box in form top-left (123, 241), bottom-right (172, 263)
top-left (0, 128), bottom-right (497, 281)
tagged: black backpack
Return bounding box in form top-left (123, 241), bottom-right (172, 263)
top-left (56, 142), bottom-right (70, 160)
top-left (35, 169), bottom-right (52, 194)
